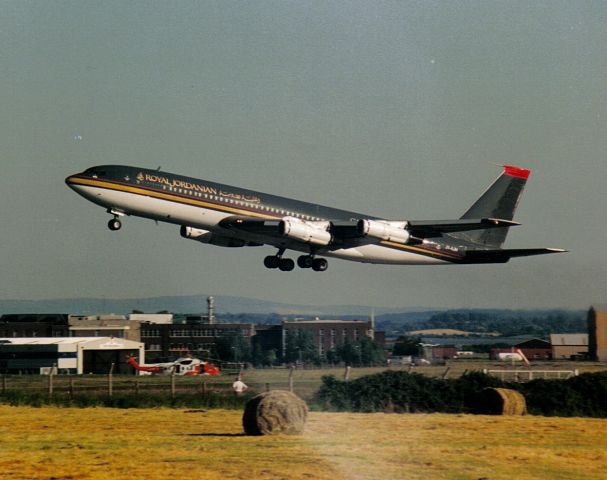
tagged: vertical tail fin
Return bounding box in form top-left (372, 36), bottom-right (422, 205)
top-left (451, 165), bottom-right (530, 248)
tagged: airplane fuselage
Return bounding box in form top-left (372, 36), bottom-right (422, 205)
top-left (66, 164), bottom-right (563, 271)
top-left (66, 165), bottom-right (462, 265)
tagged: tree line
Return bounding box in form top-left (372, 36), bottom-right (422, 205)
top-left (215, 330), bottom-right (386, 367)
top-left (378, 309), bottom-right (586, 337)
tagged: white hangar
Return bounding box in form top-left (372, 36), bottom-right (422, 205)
top-left (0, 337), bottom-right (144, 374)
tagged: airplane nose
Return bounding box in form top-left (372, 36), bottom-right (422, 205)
top-left (65, 175), bottom-right (77, 189)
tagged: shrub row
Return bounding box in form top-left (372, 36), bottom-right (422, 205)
top-left (314, 370), bottom-right (607, 418)
top-left (0, 390), bottom-right (252, 409)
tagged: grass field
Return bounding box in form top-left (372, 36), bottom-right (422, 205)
top-left (0, 405), bottom-right (605, 480)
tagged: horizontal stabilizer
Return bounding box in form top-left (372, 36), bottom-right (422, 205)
top-left (464, 248), bottom-right (567, 264)
top-left (407, 218), bottom-right (519, 238)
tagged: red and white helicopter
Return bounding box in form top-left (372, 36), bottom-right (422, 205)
top-left (127, 355), bottom-right (220, 376)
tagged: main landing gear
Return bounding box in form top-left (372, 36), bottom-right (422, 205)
top-left (264, 250), bottom-right (328, 272)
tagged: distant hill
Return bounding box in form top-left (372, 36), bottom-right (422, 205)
top-left (0, 296), bottom-right (587, 337)
top-left (0, 294), bottom-right (416, 317)
top-left (375, 309), bottom-right (588, 338)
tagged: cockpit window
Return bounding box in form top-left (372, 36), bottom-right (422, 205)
top-left (83, 168), bottom-right (106, 178)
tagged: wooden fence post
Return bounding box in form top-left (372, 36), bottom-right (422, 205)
top-left (344, 365), bottom-right (351, 382)
top-left (48, 364), bottom-right (56, 397)
top-left (171, 373), bottom-right (176, 398)
top-left (135, 379), bottom-right (140, 395)
top-left (69, 378), bottom-right (74, 398)
top-left (108, 363), bottom-right (114, 398)
top-left (288, 365), bottom-right (294, 392)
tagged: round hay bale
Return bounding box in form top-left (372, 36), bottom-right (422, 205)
top-left (242, 390), bottom-right (308, 436)
top-left (473, 387), bottom-right (527, 416)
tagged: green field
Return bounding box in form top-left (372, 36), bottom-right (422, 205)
top-left (0, 405), bottom-right (605, 480)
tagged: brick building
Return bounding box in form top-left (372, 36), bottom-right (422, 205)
top-left (491, 338), bottom-right (551, 361)
top-left (281, 319), bottom-right (376, 359)
top-left (141, 322), bottom-right (256, 362)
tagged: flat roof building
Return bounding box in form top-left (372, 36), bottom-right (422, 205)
top-left (0, 314), bottom-right (70, 338)
top-left (282, 319), bottom-right (374, 359)
top-left (0, 337), bottom-right (144, 374)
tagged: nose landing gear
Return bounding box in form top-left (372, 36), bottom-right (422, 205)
top-left (108, 217), bottom-right (122, 231)
top-left (106, 209), bottom-right (125, 231)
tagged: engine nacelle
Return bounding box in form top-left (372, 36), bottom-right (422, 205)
top-left (181, 226), bottom-right (212, 242)
top-left (357, 219), bottom-right (410, 244)
top-left (180, 226), bottom-right (250, 248)
top-left (279, 217), bottom-right (332, 246)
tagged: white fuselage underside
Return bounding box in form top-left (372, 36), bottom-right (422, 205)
top-left (73, 184), bottom-right (449, 265)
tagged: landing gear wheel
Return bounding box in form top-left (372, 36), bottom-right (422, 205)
top-left (279, 258), bottom-right (295, 271)
top-left (263, 256), bottom-right (280, 269)
top-left (297, 255), bottom-right (314, 269)
top-left (108, 218), bottom-right (122, 231)
top-left (312, 258), bottom-right (328, 272)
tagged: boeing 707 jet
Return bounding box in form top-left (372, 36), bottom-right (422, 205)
top-left (65, 165), bottom-right (565, 272)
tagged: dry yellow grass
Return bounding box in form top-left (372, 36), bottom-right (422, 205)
top-left (0, 406), bottom-right (605, 480)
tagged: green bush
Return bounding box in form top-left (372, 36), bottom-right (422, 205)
top-left (316, 371), bottom-right (505, 413)
top-left (0, 390), bottom-right (253, 409)
top-left (520, 372), bottom-right (607, 418)
top-left (315, 371), bottom-right (607, 418)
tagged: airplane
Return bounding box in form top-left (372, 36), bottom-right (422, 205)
top-left (65, 164), bottom-right (565, 272)
top-left (126, 355), bottom-right (220, 376)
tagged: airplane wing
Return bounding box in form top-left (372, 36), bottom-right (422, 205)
top-left (406, 218), bottom-right (519, 237)
top-left (462, 248), bottom-right (567, 263)
top-left (218, 216), bottom-right (364, 250)
top-left (219, 216), bottom-right (519, 246)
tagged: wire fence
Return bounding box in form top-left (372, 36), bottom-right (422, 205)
top-left (0, 364), bottom-right (336, 400)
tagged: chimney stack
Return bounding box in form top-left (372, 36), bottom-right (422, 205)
top-left (207, 296), bottom-right (215, 324)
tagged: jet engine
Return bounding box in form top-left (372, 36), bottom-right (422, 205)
top-left (180, 226), bottom-right (255, 248)
top-left (279, 217), bottom-right (332, 246)
top-left (357, 219), bottom-right (411, 244)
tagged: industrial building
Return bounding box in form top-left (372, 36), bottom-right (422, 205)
top-left (281, 319), bottom-right (376, 358)
top-left (141, 322), bottom-right (256, 362)
top-left (0, 295), bottom-right (385, 368)
top-left (491, 338), bottom-right (551, 360)
top-left (0, 314), bottom-right (70, 337)
top-left (588, 305), bottom-right (607, 362)
top-left (0, 337), bottom-right (144, 374)
top-left (421, 344), bottom-right (458, 361)
top-left (550, 333), bottom-right (589, 360)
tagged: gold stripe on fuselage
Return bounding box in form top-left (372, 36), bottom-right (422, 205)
top-left (380, 241), bottom-right (462, 261)
top-left (69, 177), bottom-right (276, 220)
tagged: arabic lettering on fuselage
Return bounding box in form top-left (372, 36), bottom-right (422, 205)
top-left (141, 173), bottom-right (261, 203)
top-left (219, 190), bottom-right (261, 203)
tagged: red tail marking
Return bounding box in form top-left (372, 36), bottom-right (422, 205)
top-left (502, 165), bottom-right (531, 180)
